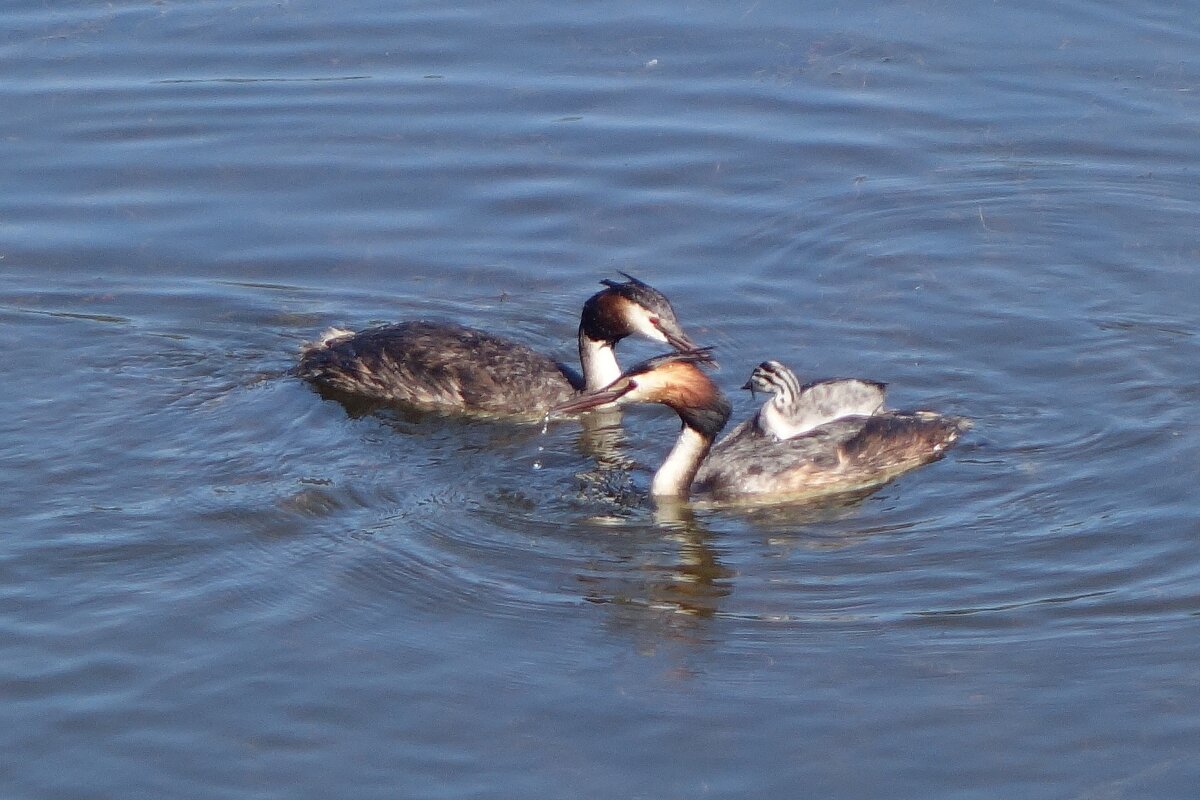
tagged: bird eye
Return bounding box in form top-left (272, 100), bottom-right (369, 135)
top-left (648, 316), bottom-right (661, 328)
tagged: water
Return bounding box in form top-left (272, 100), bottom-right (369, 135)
top-left (3, 1), bottom-right (1199, 797)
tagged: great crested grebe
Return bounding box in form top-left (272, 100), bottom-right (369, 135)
top-left (296, 274), bottom-right (700, 417)
top-left (554, 352), bottom-right (968, 503)
top-left (743, 360), bottom-right (886, 440)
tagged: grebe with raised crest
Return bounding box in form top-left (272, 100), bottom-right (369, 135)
top-left (743, 360), bottom-right (886, 440)
top-left (554, 352), bottom-right (968, 503)
top-left (296, 274), bottom-right (700, 417)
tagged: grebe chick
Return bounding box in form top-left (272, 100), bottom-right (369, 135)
top-left (744, 360), bottom-right (886, 440)
top-left (296, 273), bottom-right (700, 418)
top-left (554, 353), bottom-right (968, 504)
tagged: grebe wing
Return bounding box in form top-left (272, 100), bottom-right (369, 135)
top-left (836, 411), bottom-right (968, 465)
top-left (297, 321), bottom-right (580, 413)
top-left (697, 411), bottom-right (966, 502)
top-left (795, 379), bottom-right (887, 421)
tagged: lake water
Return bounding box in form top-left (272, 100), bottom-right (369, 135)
top-left (3, 1), bottom-right (1199, 797)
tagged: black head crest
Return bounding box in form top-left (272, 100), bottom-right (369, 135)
top-left (599, 271), bottom-right (651, 291)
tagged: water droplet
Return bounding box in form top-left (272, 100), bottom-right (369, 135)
top-left (534, 415), bottom-right (549, 470)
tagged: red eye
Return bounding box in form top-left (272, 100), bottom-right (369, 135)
top-left (649, 317), bottom-right (661, 327)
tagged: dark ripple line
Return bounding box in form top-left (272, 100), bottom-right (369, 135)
top-left (153, 75), bottom-right (370, 85)
top-left (911, 590), bottom-right (1115, 619)
top-left (0, 304), bottom-right (132, 325)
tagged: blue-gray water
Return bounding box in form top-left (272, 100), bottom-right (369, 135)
top-left (3, 1), bottom-right (1199, 797)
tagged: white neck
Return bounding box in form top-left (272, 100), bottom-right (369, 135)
top-left (651, 424), bottom-right (712, 498)
top-left (578, 335), bottom-right (622, 391)
top-left (759, 399), bottom-right (803, 439)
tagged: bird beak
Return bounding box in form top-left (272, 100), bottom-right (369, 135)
top-left (672, 340), bottom-right (715, 371)
top-left (741, 380), bottom-right (756, 398)
top-left (662, 326), bottom-right (701, 354)
top-left (551, 384), bottom-right (635, 416)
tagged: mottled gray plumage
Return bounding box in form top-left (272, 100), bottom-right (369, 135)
top-left (696, 410), bottom-right (969, 503)
top-left (297, 321), bottom-right (583, 415)
top-left (296, 275), bottom-right (698, 418)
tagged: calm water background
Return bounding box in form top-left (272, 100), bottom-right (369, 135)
top-left (3, 1), bottom-right (1199, 797)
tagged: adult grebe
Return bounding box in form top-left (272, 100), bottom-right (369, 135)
top-left (554, 352), bottom-right (968, 503)
top-left (743, 360), bottom-right (886, 440)
top-left (296, 274), bottom-right (700, 417)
